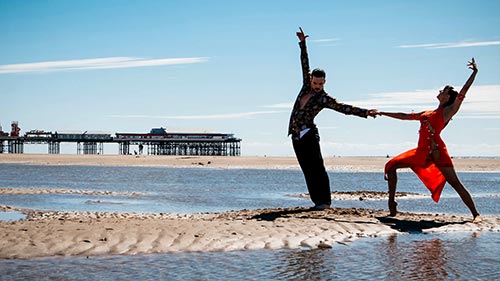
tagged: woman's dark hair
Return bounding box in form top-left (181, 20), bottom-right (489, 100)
top-left (443, 85), bottom-right (459, 107)
top-left (311, 68), bottom-right (326, 78)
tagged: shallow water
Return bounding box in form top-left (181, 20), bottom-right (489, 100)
top-left (0, 211), bottom-right (25, 221)
top-left (0, 164), bottom-right (499, 280)
top-left (0, 233), bottom-right (498, 280)
top-left (0, 164), bottom-right (498, 215)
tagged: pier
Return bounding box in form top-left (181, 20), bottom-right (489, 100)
top-left (0, 128), bottom-right (241, 156)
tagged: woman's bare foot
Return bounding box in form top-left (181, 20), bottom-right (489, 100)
top-left (388, 200), bottom-right (398, 216)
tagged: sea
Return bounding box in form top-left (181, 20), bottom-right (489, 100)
top-left (0, 163), bottom-right (499, 280)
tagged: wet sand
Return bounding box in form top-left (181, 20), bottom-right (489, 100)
top-left (1, 205), bottom-right (498, 259)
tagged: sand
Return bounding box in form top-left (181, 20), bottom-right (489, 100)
top-left (1, 154), bottom-right (499, 259)
top-left (1, 205), bottom-right (498, 259)
top-left (1, 154), bottom-right (500, 172)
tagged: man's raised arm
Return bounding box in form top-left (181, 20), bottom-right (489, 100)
top-left (297, 27), bottom-right (310, 85)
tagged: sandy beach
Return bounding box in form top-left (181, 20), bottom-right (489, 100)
top-left (1, 153), bottom-right (500, 172)
top-left (1, 154), bottom-right (499, 259)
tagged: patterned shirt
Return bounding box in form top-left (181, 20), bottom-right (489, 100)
top-left (288, 41), bottom-right (368, 138)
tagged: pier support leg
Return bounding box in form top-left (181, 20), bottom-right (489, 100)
top-left (8, 140), bottom-right (24, 154)
top-left (119, 142), bottom-right (130, 155)
top-left (48, 142), bottom-right (60, 154)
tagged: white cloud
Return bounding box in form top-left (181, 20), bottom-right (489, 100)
top-left (319, 141), bottom-right (417, 157)
top-left (398, 40), bottom-right (500, 49)
top-left (0, 57), bottom-right (209, 74)
top-left (267, 85), bottom-right (500, 120)
top-left (108, 110), bottom-right (287, 120)
top-left (319, 141), bottom-right (500, 157)
top-left (351, 85), bottom-right (500, 119)
top-left (312, 38), bottom-right (341, 47)
top-left (445, 142), bottom-right (500, 157)
top-left (312, 38), bottom-right (340, 43)
top-left (241, 139), bottom-right (297, 157)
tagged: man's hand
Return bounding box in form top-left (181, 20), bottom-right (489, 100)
top-left (367, 109), bottom-right (379, 118)
top-left (296, 27), bottom-right (309, 42)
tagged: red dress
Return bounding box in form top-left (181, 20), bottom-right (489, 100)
top-left (385, 108), bottom-right (453, 202)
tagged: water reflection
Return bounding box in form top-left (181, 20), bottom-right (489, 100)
top-left (274, 248), bottom-right (332, 280)
top-left (383, 235), bottom-right (450, 280)
top-left (379, 232), bottom-right (499, 280)
top-left (268, 232), bottom-right (498, 280)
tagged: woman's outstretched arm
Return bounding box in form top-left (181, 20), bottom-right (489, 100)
top-left (445, 58), bottom-right (478, 121)
top-left (378, 111), bottom-right (423, 120)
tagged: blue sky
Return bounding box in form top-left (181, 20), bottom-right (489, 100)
top-left (1, 0), bottom-right (499, 156)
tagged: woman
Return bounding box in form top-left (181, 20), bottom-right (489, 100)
top-left (378, 58), bottom-right (480, 221)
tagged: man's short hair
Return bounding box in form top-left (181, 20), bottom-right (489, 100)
top-left (311, 68), bottom-right (326, 78)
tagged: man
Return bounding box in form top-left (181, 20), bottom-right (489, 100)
top-left (288, 27), bottom-right (377, 210)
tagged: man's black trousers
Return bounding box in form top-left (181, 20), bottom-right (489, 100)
top-left (292, 128), bottom-right (331, 206)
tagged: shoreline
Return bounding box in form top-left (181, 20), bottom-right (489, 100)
top-left (1, 206), bottom-right (498, 259)
top-left (1, 154), bottom-right (500, 172)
